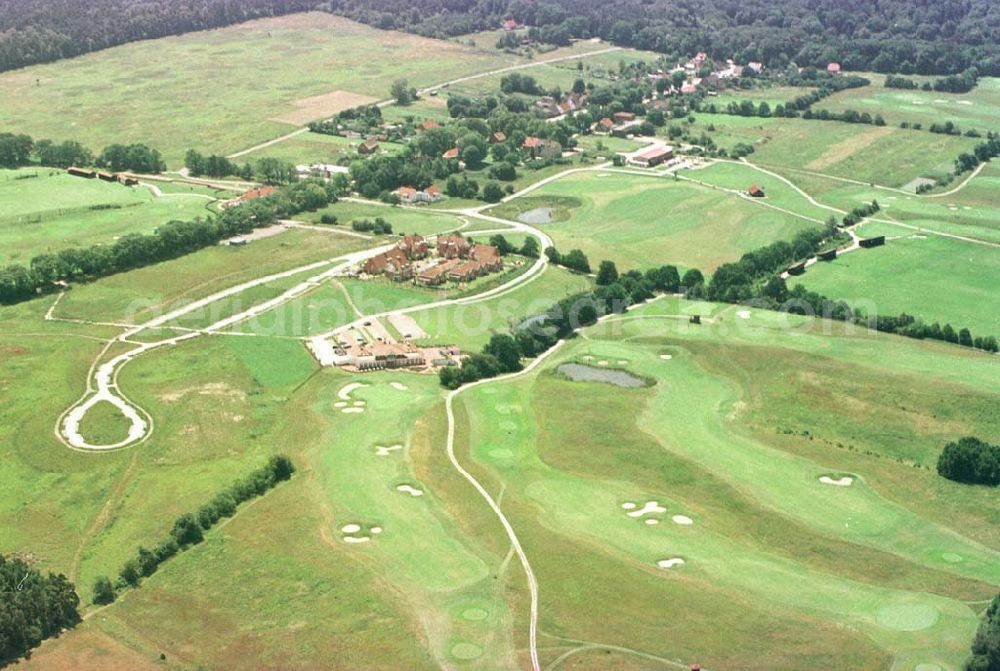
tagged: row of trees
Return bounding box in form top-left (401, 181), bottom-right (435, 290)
top-left (351, 217), bottom-right (393, 234)
top-left (0, 132), bottom-right (164, 172)
top-left (937, 437), bottom-right (1000, 486)
top-left (885, 67), bottom-right (980, 93)
top-left (0, 178), bottom-right (339, 305)
top-left (93, 456), bottom-right (295, 605)
top-left (0, 555), bottom-right (80, 664)
top-left (439, 257), bottom-right (698, 389)
top-left (954, 133), bottom-right (1000, 175)
top-left (185, 149), bottom-right (299, 184)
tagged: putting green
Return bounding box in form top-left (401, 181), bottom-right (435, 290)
top-left (461, 607), bottom-right (489, 621)
top-left (450, 642), bottom-right (484, 660)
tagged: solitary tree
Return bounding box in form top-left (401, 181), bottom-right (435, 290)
top-left (92, 576), bottom-right (116, 605)
top-left (596, 260), bottom-right (619, 286)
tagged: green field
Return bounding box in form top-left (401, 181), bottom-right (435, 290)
top-left (814, 76), bottom-right (1000, 132)
top-left (0, 168), bottom-right (215, 263)
top-left (794, 222), bottom-right (1000, 336)
top-left (0, 13), bottom-right (526, 165)
top-left (489, 170), bottom-right (820, 271)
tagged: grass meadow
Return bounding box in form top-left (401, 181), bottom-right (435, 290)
top-left (0, 13), bottom-right (525, 164)
top-left (489, 170), bottom-right (820, 271)
top-left (0, 168), bottom-right (215, 263)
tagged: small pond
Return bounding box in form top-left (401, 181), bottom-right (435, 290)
top-left (517, 207), bottom-right (554, 225)
top-left (556, 363), bottom-right (646, 388)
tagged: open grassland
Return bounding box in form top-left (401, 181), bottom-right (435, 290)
top-left (456, 300), bottom-right (998, 670)
top-left (813, 76), bottom-right (1000, 132)
top-left (236, 130), bottom-right (365, 166)
top-left (300, 200), bottom-right (467, 237)
top-left (0, 168), bottom-right (214, 263)
top-left (409, 263), bottom-right (592, 350)
top-left (489, 170), bottom-right (819, 271)
top-left (0, 13), bottom-right (525, 164)
top-left (793, 221), bottom-right (1000, 336)
top-left (709, 85), bottom-right (808, 108)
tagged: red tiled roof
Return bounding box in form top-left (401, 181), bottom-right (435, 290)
top-left (522, 136), bottom-right (543, 148)
top-left (442, 147), bottom-right (459, 159)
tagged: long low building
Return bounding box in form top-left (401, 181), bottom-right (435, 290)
top-left (626, 145), bottom-right (674, 168)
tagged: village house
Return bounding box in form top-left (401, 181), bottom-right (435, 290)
top-left (417, 260), bottom-right (458, 286)
top-left (222, 185), bottom-right (275, 208)
top-left (362, 248), bottom-right (414, 281)
top-left (595, 117), bottom-right (615, 133)
top-left (442, 147), bottom-right (460, 160)
top-left (67, 167), bottom-right (96, 179)
top-left (397, 235), bottom-right (429, 260)
top-left (827, 62), bottom-right (842, 75)
top-left (748, 184), bottom-right (765, 198)
top-left (746, 61), bottom-right (764, 74)
top-left (470, 244), bottom-right (503, 272)
top-left (395, 185), bottom-right (444, 204)
top-left (416, 119), bottom-right (440, 133)
top-left (358, 138), bottom-right (379, 155)
top-left (490, 131), bottom-right (507, 144)
top-left (436, 234), bottom-right (472, 259)
top-left (502, 18), bottom-right (519, 30)
top-left (613, 111), bottom-right (636, 124)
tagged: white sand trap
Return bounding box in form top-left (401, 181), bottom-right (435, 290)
top-left (657, 558), bottom-right (685, 569)
top-left (334, 401), bottom-right (348, 408)
top-left (583, 355), bottom-right (594, 361)
top-left (912, 235), bottom-right (927, 239)
top-left (820, 475), bottom-right (854, 487)
top-left (957, 100), bottom-right (973, 105)
top-left (371, 527), bottom-right (382, 535)
top-left (963, 206), bottom-right (972, 210)
top-left (375, 444), bottom-right (403, 456)
top-left (344, 536), bottom-right (370, 544)
top-left (597, 360), bottom-right (609, 366)
top-left (338, 382), bottom-right (368, 401)
top-left (397, 484), bottom-right (424, 497)
top-left (341, 524), bottom-right (362, 533)
top-left (659, 354), bottom-right (673, 360)
top-left (353, 401), bottom-right (366, 407)
top-left (390, 382), bottom-right (408, 391)
top-left (621, 502), bottom-right (638, 510)
top-left (341, 407), bottom-right (365, 414)
top-left (627, 501), bottom-right (667, 518)
top-left (672, 515), bottom-right (693, 526)
top-left (645, 518), bottom-right (660, 526)
top-left (934, 99), bottom-right (948, 103)
top-left (912, 100), bottom-right (925, 105)
top-left (736, 310), bottom-right (751, 319)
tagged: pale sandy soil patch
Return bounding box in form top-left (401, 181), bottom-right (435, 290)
top-left (272, 89), bottom-right (380, 125)
top-left (805, 126), bottom-right (894, 171)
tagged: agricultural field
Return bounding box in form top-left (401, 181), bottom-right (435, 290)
top-left (814, 76), bottom-right (1000, 132)
top-left (489, 170), bottom-right (820, 271)
top-left (793, 221), bottom-right (1000, 336)
top-left (0, 13), bottom-right (526, 165)
top-left (0, 168), bottom-right (216, 263)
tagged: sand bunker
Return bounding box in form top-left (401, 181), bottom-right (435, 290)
top-left (371, 526), bottom-right (383, 535)
top-left (341, 407), bottom-right (364, 414)
top-left (597, 360), bottom-right (609, 366)
top-left (375, 444), bottom-right (403, 456)
top-left (390, 382), bottom-right (408, 391)
top-left (957, 100), bottom-right (973, 105)
top-left (353, 401), bottom-right (366, 407)
top-left (659, 354), bottom-right (673, 360)
top-left (344, 536), bottom-right (370, 544)
top-left (657, 558), bottom-right (685, 569)
top-left (397, 484), bottom-right (424, 497)
top-left (672, 515), bottom-right (693, 525)
top-left (625, 501), bottom-right (667, 518)
top-left (736, 310), bottom-right (751, 319)
top-left (644, 519), bottom-right (660, 526)
top-left (621, 502), bottom-right (637, 510)
top-left (334, 401), bottom-right (348, 408)
top-left (338, 383), bottom-right (368, 401)
top-left (341, 524), bottom-right (362, 533)
top-left (819, 475), bottom-right (854, 487)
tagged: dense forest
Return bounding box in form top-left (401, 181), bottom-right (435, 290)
top-left (0, 555), bottom-right (81, 664)
top-left (1, 0), bottom-right (998, 75)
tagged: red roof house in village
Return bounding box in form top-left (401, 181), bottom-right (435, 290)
top-left (490, 131), bottom-right (507, 144)
top-left (436, 234), bottom-right (472, 259)
top-left (416, 119), bottom-right (440, 132)
top-left (827, 62), bottom-right (841, 74)
top-left (502, 19), bottom-right (519, 30)
top-left (398, 235), bottom-right (429, 260)
top-left (748, 184), bottom-right (765, 197)
top-left (442, 147), bottom-right (460, 159)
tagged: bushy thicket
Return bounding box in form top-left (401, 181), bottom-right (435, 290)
top-left (94, 456), bottom-right (295, 604)
top-left (0, 555), bottom-right (80, 664)
top-left (966, 593), bottom-right (1000, 670)
top-left (937, 437), bottom-right (1000, 486)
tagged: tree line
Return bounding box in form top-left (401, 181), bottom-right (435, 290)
top-left (0, 555), bottom-right (80, 665)
top-left (92, 455), bottom-right (295, 606)
top-left (937, 437), bottom-right (1000, 487)
top-left (0, 178), bottom-right (340, 305)
top-left (886, 68), bottom-right (980, 94)
top-left (0, 132), bottom-right (163, 172)
top-left (439, 257), bottom-right (699, 389)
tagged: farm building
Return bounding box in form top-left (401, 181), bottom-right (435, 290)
top-left (626, 145), bottom-right (674, 168)
top-left (97, 171), bottom-right (116, 182)
top-left (818, 249), bottom-right (838, 261)
top-left (358, 138), bottom-right (379, 155)
top-left (748, 185), bottom-right (765, 197)
top-left (416, 119), bottom-right (440, 133)
top-left (67, 167), bottom-right (96, 178)
top-left (595, 117), bottom-right (615, 133)
top-left (859, 235), bottom-right (886, 248)
top-left (787, 261), bottom-right (807, 275)
top-left (613, 111), bottom-right (636, 123)
top-left (827, 62), bottom-right (841, 74)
